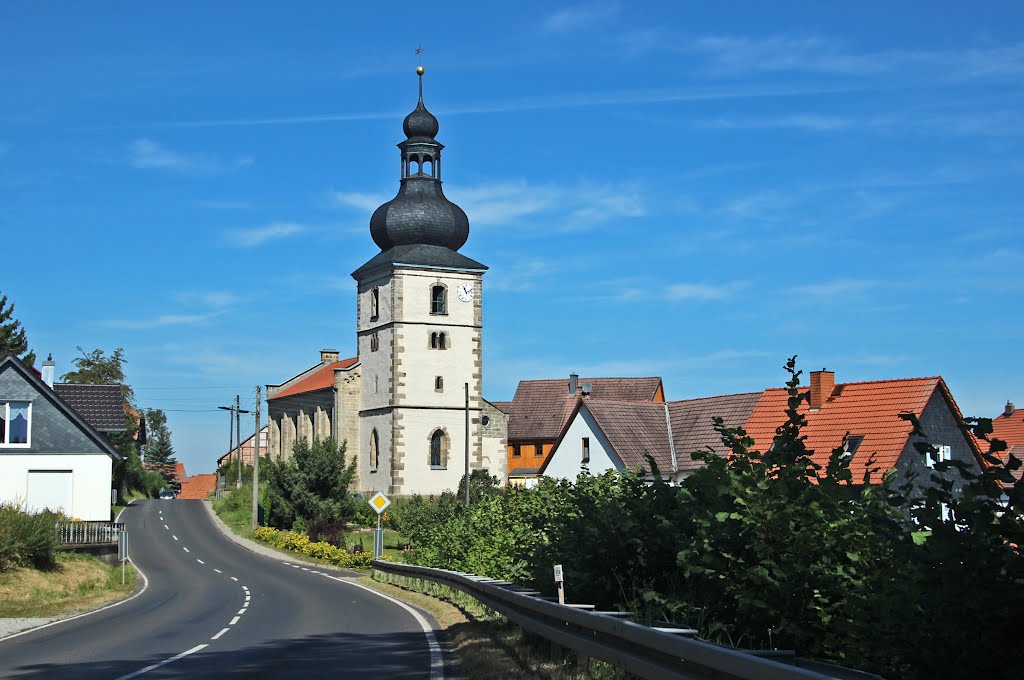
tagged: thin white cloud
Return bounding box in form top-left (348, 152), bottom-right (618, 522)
top-left (130, 138), bottom-right (253, 173)
top-left (699, 114), bottom-right (856, 132)
top-left (224, 222), bottom-right (307, 248)
top-left (486, 259), bottom-right (551, 292)
top-left (541, 2), bottom-right (618, 34)
top-left (447, 181), bottom-right (562, 226)
top-left (666, 282), bottom-right (747, 302)
top-left (569, 187), bottom-right (646, 227)
top-left (102, 312), bottom-right (223, 330)
top-left (788, 278), bottom-right (878, 298)
top-left (332, 191), bottom-right (389, 213)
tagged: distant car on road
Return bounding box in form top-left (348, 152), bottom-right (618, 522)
top-left (159, 490), bottom-right (176, 500)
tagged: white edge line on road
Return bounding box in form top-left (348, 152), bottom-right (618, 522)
top-left (325, 575), bottom-right (445, 680)
top-left (211, 628), bottom-right (230, 641)
top-left (0, 501), bottom-right (151, 645)
top-left (229, 616), bottom-right (240, 625)
top-left (113, 643), bottom-right (208, 680)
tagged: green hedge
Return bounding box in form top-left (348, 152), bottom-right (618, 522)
top-left (0, 502), bottom-right (59, 571)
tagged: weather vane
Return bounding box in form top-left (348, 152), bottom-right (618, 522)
top-left (415, 45), bottom-right (424, 75)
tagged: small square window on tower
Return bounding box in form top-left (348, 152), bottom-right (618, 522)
top-left (435, 376), bottom-right (444, 392)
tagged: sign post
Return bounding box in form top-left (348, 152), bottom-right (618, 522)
top-left (367, 492), bottom-right (392, 559)
top-left (554, 564), bottom-right (565, 605)
top-left (118, 527), bottom-right (129, 585)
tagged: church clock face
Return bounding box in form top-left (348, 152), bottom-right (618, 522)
top-left (457, 283), bottom-right (475, 302)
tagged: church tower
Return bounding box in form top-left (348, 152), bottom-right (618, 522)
top-left (352, 67), bottom-right (487, 496)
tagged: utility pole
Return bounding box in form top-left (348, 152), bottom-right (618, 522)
top-left (233, 395), bottom-right (250, 488)
top-left (217, 404), bottom-right (235, 474)
top-left (252, 386), bottom-right (261, 531)
top-left (464, 382), bottom-right (470, 506)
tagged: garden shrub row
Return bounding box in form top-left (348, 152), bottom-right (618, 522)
top-left (253, 525), bottom-right (381, 569)
top-left (390, 360), bottom-right (1024, 680)
top-left (0, 502), bottom-right (59, 571)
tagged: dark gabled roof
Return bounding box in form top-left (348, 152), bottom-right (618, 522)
top-left (509, 466), bottom-right (541, 477)
top-left (584, 401), bottom-right (673, 474)
top-left (670, 392), bottom-right (763, 472)
top-left (0, 354), bottom-right (121, 460)
top-left (508, 376), bottom-right (663, 440)
top-left (52, 383), bottom-right (127, 432)
top-left (352, 243), bottom-right (487, 280)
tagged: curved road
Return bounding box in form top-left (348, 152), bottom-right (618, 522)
top-left (0, 500), bottom-right (442, 679)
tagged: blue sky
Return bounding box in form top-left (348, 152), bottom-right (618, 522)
top-left (3, 2), bottom-right (1022, 475)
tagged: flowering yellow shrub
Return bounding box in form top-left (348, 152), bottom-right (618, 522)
top-left (251, 526), bottom-right (385, 568)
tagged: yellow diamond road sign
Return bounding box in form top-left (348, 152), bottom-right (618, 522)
top-left (369, 492), bottom-right (391, 514)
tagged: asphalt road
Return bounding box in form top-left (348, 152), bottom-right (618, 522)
top-left (0, 500), bottom-right (442, 679)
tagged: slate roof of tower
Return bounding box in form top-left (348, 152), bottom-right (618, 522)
top-left (352, 244), bottom-right (486, 279)
top-left (268, 358), bottom-right (358, 401)
top-left (52, 383), bottom-right (128, 432)
top-left (507, 377), bottom-right (663, 441)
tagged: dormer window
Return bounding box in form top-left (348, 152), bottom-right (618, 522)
top-left (370, 287), bottom-right (379, 320)
top-left (1, 401), bottom-right (31, 446)
top-left (430, 284), bottom-right (447, 315)
top-left (843, 435), bottom-right (863, 458)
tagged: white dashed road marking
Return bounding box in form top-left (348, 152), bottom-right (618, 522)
top-left (163, 524), bottom-right (169, 530)
top-left (230, 576), bottom-right (238, 581)
top-left (237, 608), bottom-right (246, 616)
top-left (213, 568), bottom-right (222, 573)
top-left (172, 535), bottom-right (178, 541)
top-left (229, 616), bottom-right (240, 626)
top-left (183, 547), bottom-right (189, 553)
top-left (113, 644), bottom-right (208, 680)
top-left (211, 628), bottom-right (230, 640)
top-left (196, 559), bottom-right (205, 565)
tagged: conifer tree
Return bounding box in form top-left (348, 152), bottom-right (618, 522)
top-left (0, 292), bottom-right (36, 367)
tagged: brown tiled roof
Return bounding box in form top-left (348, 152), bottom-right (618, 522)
top-left (670, 392), bottom-right (763, 472)
top-left (178, 474), bottom-right (217, 500)
top-left (488, 400), bottom-right (513, 414)
top-left (741, 377), bottom-right (977, 479)
top-left (584, 401), bottom-right (673, 473)
top-left (508, 376), bottom-right (662, 440)
top-left (268, 358), bottom-right (358, 401)
top-left (53, 383), bottom-right (128, 432)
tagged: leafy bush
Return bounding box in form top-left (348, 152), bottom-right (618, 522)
top-left (251, 525), bottom-right (385, 569)
top-left (0, 502), bottom-right (60, 571)
top-left (264, 437), bottom-right (357, 539)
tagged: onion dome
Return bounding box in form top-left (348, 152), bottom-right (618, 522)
top-left (368, 66), bottom-right (470, 252)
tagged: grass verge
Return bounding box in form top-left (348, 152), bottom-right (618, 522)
top-left (0, 552), bottom-right (136, 618)
top-left (367, 572), bottom-right (618, 679)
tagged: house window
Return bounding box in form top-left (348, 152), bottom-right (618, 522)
top-left (1, 401), bottom-right (31, 446)
top-left (534, 443), bottom-right (543, 458)
top-left (844, 435), bottom-right (863, 458)
top-left (370, 287), bottom-right (380, 320)
top-left (927, 444), bottom-right (952, 468)
top-left (435, 376), bottom-right (444, 392)
top-left (430, 429), bottom-right (447, 468)
top-left (370, 333), bottom-right (379, 352)
top-left (370, 429), bottom-right (379, 472)
top-left (430, 284), bottom-right (447, 315)
top-left (512, 444), bottom-right (521, 457)
top-left (582, 437), bottom-right (590, 464)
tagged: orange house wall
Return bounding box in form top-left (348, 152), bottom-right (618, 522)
top-left (507, 441), bottom-right (555, 472)
top-left (653, 384), bottom-right (665, 402)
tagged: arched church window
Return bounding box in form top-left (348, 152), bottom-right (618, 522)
top-left (370, 333), bottom-right (379, 352)
top-left (435, 376), bottom-right (444, 391)
top-left (431, 284), bottom-right (447, 315)
top-left (370, 429), bottom-right (379, 471)
top-left (438, 332), bottom-right (447, 350)
top-left (370, 287), bottom-right (379, 319)
top-left (430, 429), bottom-right (447, 468)
top-left (430, 332), bottom-right (438, 349)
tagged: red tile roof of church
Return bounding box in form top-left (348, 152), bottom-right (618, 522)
top-left (268, 358), bottom-right (358, 401)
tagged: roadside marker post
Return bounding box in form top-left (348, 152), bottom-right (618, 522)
top-left (368, 492), bottom-right (391, 559)
top-left (554, 564), bottom-right (565, 605)
top-left (118, 527), bottom-right (129, 585)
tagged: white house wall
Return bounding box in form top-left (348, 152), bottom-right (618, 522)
top-left (544, 407), bottom-right (623, 481)
top-left (0, 454), bottom-right (113, 521)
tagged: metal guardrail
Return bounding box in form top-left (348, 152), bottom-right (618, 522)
top-left (372, 560), bottom-right (875, 680)
top-left (56, 521), bottom-right (123, 545)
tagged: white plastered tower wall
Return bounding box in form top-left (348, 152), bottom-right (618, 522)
top-left (357, 266), bottom-right (485, 496)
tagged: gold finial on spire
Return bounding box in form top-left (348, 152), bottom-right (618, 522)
top-left (416, 65), bottom-right (424, 76)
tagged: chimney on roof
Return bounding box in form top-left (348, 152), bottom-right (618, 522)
top-left (321, 349), bottom-right (339, 364)
top-left (1006, 401), bottom-right (1016, 417)
top-left (809, 368), bottom-right (834, 410)
top-left (569, 372), bottom-right (579, 396)
top-left (41, 353), bottom-right (55, 388)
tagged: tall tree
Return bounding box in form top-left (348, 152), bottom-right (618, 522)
top-left (60, 346), bottom-right (134, 404)
top-left (0, 292), bottom-right (36, 367)
top-left (265, 437), bottom-right (358, 540)
top-left (142, 408), bottom-right (177, 483)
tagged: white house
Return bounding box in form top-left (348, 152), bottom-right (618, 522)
top-left (541, 393), bottom-right (762, 484)
top-left (0, 354), bottom-right (121, 520)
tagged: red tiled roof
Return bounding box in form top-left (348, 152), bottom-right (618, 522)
top-left (174, 462), bottom-right (186, 482)
top-left (742, 377), bottom-right (947, 479)
top-left (268, 358), bottom-right (358, 401)
top-left (508, 376), bottom-right (663, 440)
top-left (991, 407), bottom-right (1024, 447)
top-left (488, 400), bottom-right (513, 414)
top-left (178, 474), bottom-right (217, 500)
